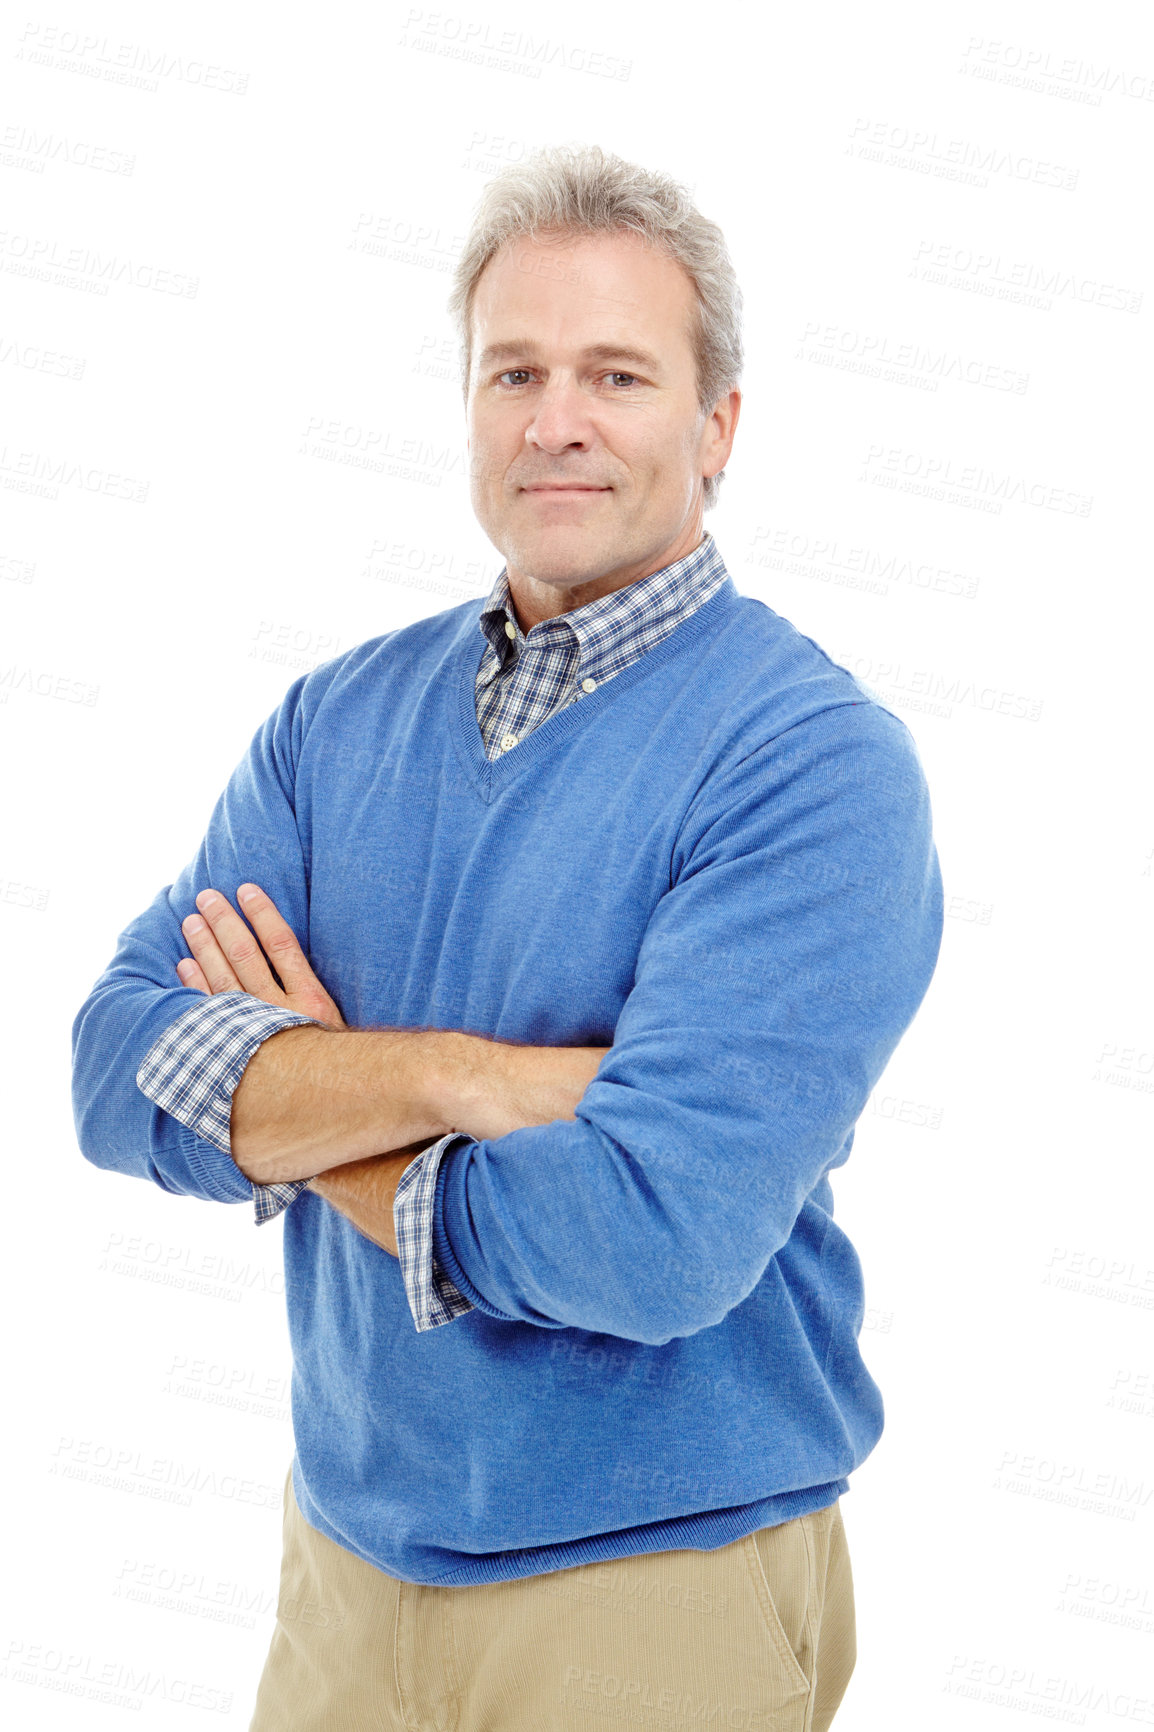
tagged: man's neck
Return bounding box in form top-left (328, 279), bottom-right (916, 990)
top-left (506, 530), bottom-right (709, 634)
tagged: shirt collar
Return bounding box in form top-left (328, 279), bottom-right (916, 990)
top-left (476, 532), bottom-right (728, 682)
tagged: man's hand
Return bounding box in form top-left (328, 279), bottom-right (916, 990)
top-left (176, 882), bottom-right (346, 1029)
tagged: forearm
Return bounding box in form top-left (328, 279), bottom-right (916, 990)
top-left (230, 1025), bottom-right (460, 1185)
top-left (302, 1041), bottom-right (612, 1248)
top-left (230, 1022), bottom-right (611, 1187)
top-left (306, 1139), bottom-right (437, 1257)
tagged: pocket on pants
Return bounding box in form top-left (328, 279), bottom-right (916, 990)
top-left (740, 1517), bottom-right (815, 1696)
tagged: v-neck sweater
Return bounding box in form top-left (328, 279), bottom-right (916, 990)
top-left (72, 568), bottom-right (943, 1586)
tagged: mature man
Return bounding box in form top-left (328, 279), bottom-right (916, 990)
top-left (73, 144), bottom-right (943, 1731)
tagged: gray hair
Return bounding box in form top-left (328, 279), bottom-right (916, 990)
top-left (446, 143), bottom-right (743, 512)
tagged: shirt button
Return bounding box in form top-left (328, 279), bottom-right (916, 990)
top-left (504, 620), bottom-right (517, 640)
top-left (500, 733), bottom-right (518, 750)
top-left (581, 677), bottom-right (597, 693)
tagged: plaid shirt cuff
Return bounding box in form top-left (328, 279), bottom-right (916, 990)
top-left (252, 1176), bottom-right (311, 1223)
top-left (394, 1134), bottom-right (476, 1332)
top-left (135, 991), bottom-right (324, 1223)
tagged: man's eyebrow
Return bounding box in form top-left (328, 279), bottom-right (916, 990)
top-left (476, 340), bottom-right (664, 374)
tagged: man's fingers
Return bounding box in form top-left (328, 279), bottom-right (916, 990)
top-left (176, 955), bottom-right (212, 993)
top-left (234, 883), bottom-right (323, 1000)
top-left (181, 910), bottom-right (246, 995)
top-left (182, 883), bottom-right (345, 1026)
top-left (190, 891), bottom-right (283, 1000)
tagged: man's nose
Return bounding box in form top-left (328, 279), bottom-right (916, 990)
top-left (524, 380), bottom-right (595, 453)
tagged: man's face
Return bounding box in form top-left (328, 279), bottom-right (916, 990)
top-left (465, 227), bottom-right (739, 614)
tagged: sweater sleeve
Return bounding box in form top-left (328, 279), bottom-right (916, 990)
top-left (71, 671), bottom-right (327, 1205)
top-left (134, 990), bottom-right (324, 1220)
top-left (431, 700), bottom-right (944, 1346)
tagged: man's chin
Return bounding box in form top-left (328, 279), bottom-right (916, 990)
top-left (501, 522), bottom-right (620, 584)
top-left (517, 560), bottom-right (616, 589)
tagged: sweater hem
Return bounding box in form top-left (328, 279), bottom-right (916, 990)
top-left (294, 1475), bottom-right (850, 1588)
top-left (421, 1480), bottom-right (849, 1587)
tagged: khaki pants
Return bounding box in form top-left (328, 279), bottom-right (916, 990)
top-left (249, 1467), bottom-right (856, 1731)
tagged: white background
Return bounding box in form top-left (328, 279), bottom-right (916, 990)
top-left (2, 0), bottom-right (1152, 1726)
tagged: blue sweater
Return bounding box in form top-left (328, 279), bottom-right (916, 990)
top-left (72, 572), bottom-right (943, 1585)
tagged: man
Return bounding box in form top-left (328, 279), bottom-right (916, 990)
top-left (73, 144), bottom-right (943, 1731)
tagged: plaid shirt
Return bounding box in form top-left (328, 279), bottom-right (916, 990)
top-left (135, 532), bottom-right (730, 1331)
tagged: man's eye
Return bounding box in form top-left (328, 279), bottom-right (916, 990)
top-left (494, 371), bottom-right (640, 388)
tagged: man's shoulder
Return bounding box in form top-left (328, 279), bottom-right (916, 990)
top-left (712, 590), bottom-right (915, 754)
top-left (685, 597), bottom-right (936, 860)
